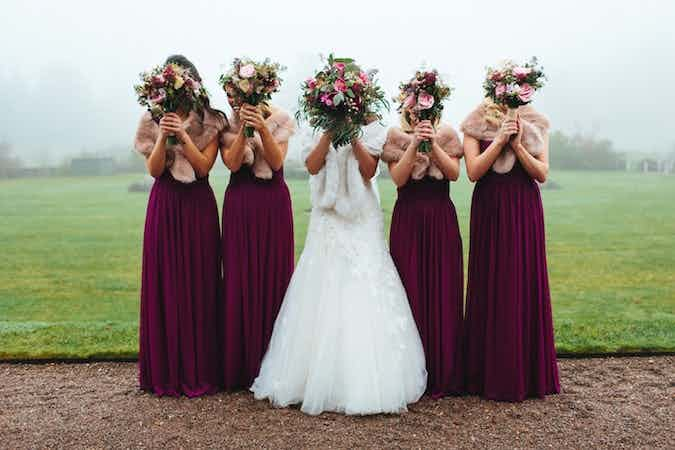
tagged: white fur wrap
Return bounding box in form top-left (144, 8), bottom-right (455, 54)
top-left (302, 121), bottom-right (386, 221)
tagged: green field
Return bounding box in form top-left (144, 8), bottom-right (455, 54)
top-left (1, 169), bottom-right (674, 359)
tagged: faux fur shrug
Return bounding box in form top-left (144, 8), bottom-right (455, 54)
top-left (381, 124), bottom-right (463, 179)
top-left (219, 108), bottom-right (296, 179)
top-left (134, 110), bottom-right (225, 183)
top-left (460, 101), bottom-right (550, 173)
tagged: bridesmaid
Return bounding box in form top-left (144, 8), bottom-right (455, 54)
top-left (219, 100), bottom-right (296, 389)
top-left (382, 113), bottom-right (465, 398)
top-left (134, 55), bottom-right (227, 397)
top-left (461, 98), bottom-right (560, 401)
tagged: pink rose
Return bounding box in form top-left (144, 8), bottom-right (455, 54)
top-left (495, 83), bottom-right (507, 98)
top-left (417, 91), bottom-right (435, 110)
top-left (307, 78), bottom-right (317, 89)
top-left (149, 88), bottom-right (166, 105)
top-left (506, 83), bottom-right (521, 95)
top-left (518, 83), bottom-right (534, 103)
top-left (238, 64), bottom-right (256, 79)
top-left (334, 78), bottom-right (347, 92)
top-left (358, 71), bottom-right (370, 84)
top-left (513, 66), bottom-right (532, 80)
top-left (320, 93), bottom-right (333, 106)
top-left (334, 62), bottom-right (345, 72)
top-left (151, 75), bottom-right (165, 87)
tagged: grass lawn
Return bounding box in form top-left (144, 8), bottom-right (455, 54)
top-left (0, 169), bottom-right (674, 359)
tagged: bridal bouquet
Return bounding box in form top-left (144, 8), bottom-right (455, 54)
top-left (483, 57), bottom-right (546, 117)
top-left (297, 54), bottom-right (389, 148)
top-left (219, 58), bottom-right (284, 137)
top-left (134, 62), bottom-right (208, 145)
top-left (395, 69), bottom-right (452, 153)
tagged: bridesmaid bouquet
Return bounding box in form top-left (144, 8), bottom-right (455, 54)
top-left (297, 54), bottom-right (389, 148)
top-left (134, 62), bottom-right (208, 145)
top-left (219, 58), bottom-right (284, 137)
top-left (483, 57), bottom-right (546, 118)
top-left (395, 69), bottom-right (452, 153)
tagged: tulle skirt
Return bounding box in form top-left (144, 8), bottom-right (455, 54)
top-left (138, 173), bottom-right (221, 397)
top-left (220, 166), bottom-right (295, 389)
top-left (464, 160), bottom-right (560, 402)
top-left (251, 191), bottom-right (427, 415)
top-left (390, 177), bottom-right (464, 398)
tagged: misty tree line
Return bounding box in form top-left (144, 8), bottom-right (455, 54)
top-left (548, 131), bottom-right (625, 171)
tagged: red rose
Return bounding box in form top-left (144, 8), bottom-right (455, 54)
top-left (424, 72), bottom-right (437, 84)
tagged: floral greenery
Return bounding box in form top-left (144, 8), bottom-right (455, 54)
top-left (219, 58), bottom-right (284, 137)
top-left (134, 63), bottom-right (209, 144)
top-left (296, 54), bottom-right (389, 148)
top-left (483, 57), bottom-right (546, 109)
top-left (394, 69), bottom-right (452, 153)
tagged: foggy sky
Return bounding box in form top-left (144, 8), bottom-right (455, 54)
top-left (0, 0), bottom-right (673, 166)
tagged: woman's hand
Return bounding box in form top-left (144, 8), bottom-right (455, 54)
top-left (412, 120), bottom-right (434, 148)
top-left (510, 116), bottom-right (523, 150)
top-left (240, 104), bottom-right (266, 132)
top-left (420, 120), bottom-right (436, 145)
top-left (158, 114), bottom-right (179, 138)
top-left (160, 113), bottom-right (187, 141)
top-left (495, 117), bottom-right (518, 145)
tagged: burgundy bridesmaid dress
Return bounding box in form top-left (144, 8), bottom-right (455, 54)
top-left (136, 110), bottom-right (224, 397)
top-left (220, 165), bottom-right (295, 389)
top-left (138, 173), bottom-right (222, 397)
top-left (389, 177), bottom-right (464, 398)
top-left (464, 140), bottom-right (560, 401)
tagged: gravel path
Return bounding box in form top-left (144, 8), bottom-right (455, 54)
top-left (1, 357), bottom-right (673, 449)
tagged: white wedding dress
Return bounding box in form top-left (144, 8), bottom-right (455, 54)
top-left (251, 122), bottom-right (427, 415)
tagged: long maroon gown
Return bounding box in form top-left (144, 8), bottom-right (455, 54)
top-left (138, 173), bottom-right (222, 397)
top-left (389, 177), bottom-right (464, 398)
top-left (464, 141), bottom-right (560, 401)
top-left (220, 166), bottom-right (295, 389)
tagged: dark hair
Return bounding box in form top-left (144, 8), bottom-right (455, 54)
top-left (165, 54), bottom-right (228, 129)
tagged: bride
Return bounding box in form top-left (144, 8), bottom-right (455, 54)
top-left (251, 120), bottom-right (428, 415)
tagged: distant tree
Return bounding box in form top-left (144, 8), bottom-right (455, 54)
top-left (0, 141), bottom-right (23, 177)
top-left (549, 131), bottom-right (624, 170)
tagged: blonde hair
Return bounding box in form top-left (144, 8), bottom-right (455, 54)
top-left (483, 98), bottom-right (509, 127)
top-left (260, 103), bottom-right (273, 119)
top-left (233, 103), bottom-right (273, 119)
top-left (399, 110), bottom-right (440, 132)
